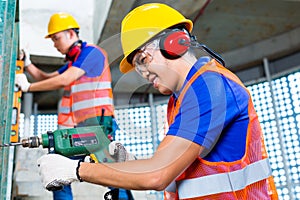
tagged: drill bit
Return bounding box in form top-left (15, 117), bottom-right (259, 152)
top-left (0, 142), bottom-right (23, 147)
top-left (0, 136), bottom-right (41, 148)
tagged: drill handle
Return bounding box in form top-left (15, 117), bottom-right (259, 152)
top-left (47, 131), bottom-right (55, 154)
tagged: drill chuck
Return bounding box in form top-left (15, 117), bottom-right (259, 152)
top-left (21, 136), bottom-right (42, 148)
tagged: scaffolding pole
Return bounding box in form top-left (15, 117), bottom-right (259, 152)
top-left (0, 0), bottom-right (17, 198)
top-left (263, 57), bottom-right (294, 200)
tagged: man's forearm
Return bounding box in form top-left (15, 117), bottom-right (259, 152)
top-left (78, 160), bottom-right (164, 191)
top-left (26, 64), bottom-right (58, 81)
top-left (28, 75), bottom-right (66, 91)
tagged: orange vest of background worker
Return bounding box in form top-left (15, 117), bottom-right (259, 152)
top-left (57, 44), bottom-right (114, 134)
top-left (164, 60), bottom-right (278, 200)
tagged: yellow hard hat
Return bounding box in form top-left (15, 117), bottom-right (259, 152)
top-left (45, 12), bottom-right (80, 38)
top-left (120, 3), bottom-right (193, 73)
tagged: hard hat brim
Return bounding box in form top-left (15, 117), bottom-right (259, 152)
top-left (120, 57), bottom-right (135, 74)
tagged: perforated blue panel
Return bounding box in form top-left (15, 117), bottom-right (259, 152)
top-left (155, 104), bottom-right (168, 143)
top-left (114, 106), bottom-right (154, 159)
top-left (18, 114), bottom-right (58, 138)
top-left (247, 70), bottom-right (300, 199)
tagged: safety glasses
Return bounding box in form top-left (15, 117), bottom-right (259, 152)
top-left (133, 39), bottom-right (159, 76)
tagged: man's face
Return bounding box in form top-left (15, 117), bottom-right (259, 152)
top-left (133, 40), bottom-right (182, 95)
top-left (50, 31), bottom-right (73, 55)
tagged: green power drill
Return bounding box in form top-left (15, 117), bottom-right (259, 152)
top-left (19, 126), bottom-right (117, 163)
top-left (0, 126), bottom-right (131, 199)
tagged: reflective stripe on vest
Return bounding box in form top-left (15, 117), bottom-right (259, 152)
top-left (177, 158), bottom-right (272, 199)
top-left (165, 180), bottom-right (177, 193)
top-left (71, 81), bottom-right (112, 93)
top-left (59, 107), bottom-right (71, 114)
top-left (72, 97), bottom-right (113, 112)
top-left (59, 97), bottom-right (113, 114)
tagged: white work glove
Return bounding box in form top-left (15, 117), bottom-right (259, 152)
top-left (109, 141), bottom-right (137, 162)
top-left (15, 74), bottom-right (31, 92)
top-left (22, 49), bottom-right (32, 67)
top-left (37, 154), bottom-right (81, 191)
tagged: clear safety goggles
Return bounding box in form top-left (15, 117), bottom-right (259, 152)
top-left (133, 39), bottom-right (159, 76)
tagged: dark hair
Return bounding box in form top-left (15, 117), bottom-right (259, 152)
top-left (126, 49), bottom-right (140, 65)
top-left (72, 28), bottom-right (79, 36)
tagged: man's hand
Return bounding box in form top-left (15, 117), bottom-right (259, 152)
top-left (15, 74), bottom-right (31, 92)
top-left (37, 154), bottom-right (81, 191)
top-left (109, 141), bottom-right (137, 162)
top-left (22, 49), bottom-right (32, 67)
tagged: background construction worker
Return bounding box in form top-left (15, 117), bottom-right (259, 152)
top-left (36, 4), bottom-right (278, 199)
top-left (15, 12), bottom-right (133, 200)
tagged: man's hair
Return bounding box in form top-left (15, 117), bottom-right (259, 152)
top-left (73, 28), bottom-right (79, 37)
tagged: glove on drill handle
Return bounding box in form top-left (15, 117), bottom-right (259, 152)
top-left (37, 154), bottom-right (80, 191)
top-left (109, 141), bottom-right (137, 162)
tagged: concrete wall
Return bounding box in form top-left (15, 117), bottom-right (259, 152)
top-left (19, 0), bottom-right (111, 57)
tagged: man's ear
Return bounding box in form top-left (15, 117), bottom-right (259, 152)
top-left (69, 29), bottom-right (78, 40)
top-left (63, 30), bottom-right (71, 40)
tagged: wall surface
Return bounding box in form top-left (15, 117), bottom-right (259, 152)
top-left (19, 0), bottom-right (111, 57)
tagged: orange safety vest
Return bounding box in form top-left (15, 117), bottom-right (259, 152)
top-left (164, 59), bottom-right (278, 199)
top-left (58, 47), bottom-right (114, 128)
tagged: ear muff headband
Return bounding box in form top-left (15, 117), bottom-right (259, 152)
top-left (159, 30), bottom-right (190, 59)
top-left (66, 40), bottom-right (82, 61)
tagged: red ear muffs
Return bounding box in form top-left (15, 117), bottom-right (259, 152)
top-left (159, 31), bottom-right (190, 59)
top-left (66, 40), bottom-right (82, 61)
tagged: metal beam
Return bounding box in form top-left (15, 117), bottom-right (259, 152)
top-left (223, 26), bottom-right (300, 71)
top-left (0, 0), bottom-right (17, 198)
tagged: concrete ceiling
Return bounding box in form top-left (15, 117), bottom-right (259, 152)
top-left (27, 0), bottom-right (300, 111)
top-left (98, 0), bottom-right (300, 91)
